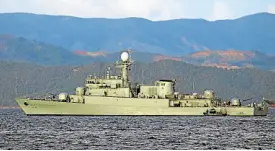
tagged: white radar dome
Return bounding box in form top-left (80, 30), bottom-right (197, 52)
top-left (121, 52), bottom-right (129, 62)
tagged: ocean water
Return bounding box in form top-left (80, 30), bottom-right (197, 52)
top-left (1, 108), bottom-right (275, 150)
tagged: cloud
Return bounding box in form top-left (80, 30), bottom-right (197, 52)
top-left (0, 0), bottom-right (188, 21)
top-left (210, 1), bottom-right (234, 20)
top-left (268, 4), bottom-right (275, 14)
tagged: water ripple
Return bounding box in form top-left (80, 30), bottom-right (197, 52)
top-left (1, 109), bottom-right (275, 149)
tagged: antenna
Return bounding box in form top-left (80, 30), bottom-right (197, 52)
top-left (106, 66), bottom-right (111, 79)
top-left (192, 80), bottom-right (195, 92)
top-left (141, 66), bottom-right (144, 85)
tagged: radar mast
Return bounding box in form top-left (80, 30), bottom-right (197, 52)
top-left (116, 49), bottom-right (133, 88)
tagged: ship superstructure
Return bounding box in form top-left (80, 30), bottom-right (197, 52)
top-left (16, 50), bottom-right (269, 116)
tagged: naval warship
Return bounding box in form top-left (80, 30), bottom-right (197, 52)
top-left (16, 50), bottom-right (269, 116)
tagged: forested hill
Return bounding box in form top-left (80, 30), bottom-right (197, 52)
top-left (0, 12), bottom-right (275, 70)
top-left (0, 12), bottom-right (274, 55)
top-left (1, 60), bottom-right (275, 106)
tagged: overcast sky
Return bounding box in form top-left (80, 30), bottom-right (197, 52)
top-left (0, 0), bottom-right (274, 21)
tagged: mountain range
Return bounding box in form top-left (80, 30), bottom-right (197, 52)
top-left (0, 12), bottom-right (274, 55)
top-left (0, 12), bottom-right (274, 69)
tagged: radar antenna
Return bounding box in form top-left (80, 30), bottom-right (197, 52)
top-left (116, 49), bottom-right (134, 88)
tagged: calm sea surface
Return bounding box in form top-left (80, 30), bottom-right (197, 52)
top-left (1, 108), bottom-right (275, 150)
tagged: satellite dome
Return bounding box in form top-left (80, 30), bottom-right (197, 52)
top-left (231, 98), bottom-right (241, 106)
top-left (121, 52), bottom-right (129, 62)
top-left (204, 90), bottom-right (215, 99)
top-left (58, 93), bottom-right (68, 101)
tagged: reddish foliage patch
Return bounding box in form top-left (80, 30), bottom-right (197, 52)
top-left (153, 55), bottom-right (183, 62)
top-left (191, 50), bottom-right (255, 61)
top-left (74, 50), bottom-right (87, 56)
top-left (191, 50), bottom-right (211, 57)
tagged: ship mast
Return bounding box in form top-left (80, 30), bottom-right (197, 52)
top-left (116, 50), bottom-right (133, 88)
top-left (106, 66), bottom-right (111, 79)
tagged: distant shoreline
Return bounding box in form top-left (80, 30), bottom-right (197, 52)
top-left (0, 106), bottom-right (20, 109)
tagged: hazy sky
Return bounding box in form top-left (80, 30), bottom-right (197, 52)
top-left (0, 0), bottom-right (274, 21)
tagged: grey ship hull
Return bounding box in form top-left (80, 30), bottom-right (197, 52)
top-left (16, 96), bottom-right (268, 116)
